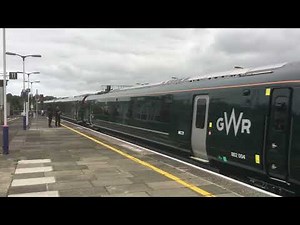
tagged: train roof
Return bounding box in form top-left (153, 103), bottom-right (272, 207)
top-left (47, 61), bottom-right (300, 103)
top-left (106, 61), bottom-right (287, 92)
top-left (44, 95), bottom-right (87, 104)
top-left (85, 61), bottom-right (300, 100)
top-left (188, 62), bottom-right (287, 82)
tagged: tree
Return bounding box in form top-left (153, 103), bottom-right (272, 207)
top-left (7, 93), bottom-right (22, 115)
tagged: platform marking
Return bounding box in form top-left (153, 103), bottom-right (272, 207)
top-left (120, 144), bottom-right (143, 152)
top-left (62, 123), bottom-right (214, 197)
top-left (15, 166), bottom-right (53, 174)
top-left (11, 177), bottom-right (56, 187)
top-left (8, 191), bottom-right (59, 197)
top-left (18, 159), bottom-right (51, 164)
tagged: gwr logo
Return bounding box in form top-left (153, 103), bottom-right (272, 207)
top-left (216, 108), bottom-right (251, 136)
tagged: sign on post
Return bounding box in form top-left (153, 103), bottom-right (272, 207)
top-left (9, 72), bottom-right (17, 79)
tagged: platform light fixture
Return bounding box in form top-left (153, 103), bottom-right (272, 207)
top-left (6, 52), bottom-right (41, 130)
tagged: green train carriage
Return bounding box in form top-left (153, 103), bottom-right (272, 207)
top-left (45, 61), bottom-right (300, 190)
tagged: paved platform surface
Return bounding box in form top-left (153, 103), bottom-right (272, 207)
top-left (0, 116), bottom-right (276, 197)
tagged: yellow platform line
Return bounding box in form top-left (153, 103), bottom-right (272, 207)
top-left (62, 123), bottom-right (214, 197)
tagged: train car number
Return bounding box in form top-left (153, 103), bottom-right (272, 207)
top-left (231, 152), bottom-right (246, 160)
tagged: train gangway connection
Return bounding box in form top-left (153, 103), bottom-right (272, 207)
top-left (0, 116), bottom-right (278, 197)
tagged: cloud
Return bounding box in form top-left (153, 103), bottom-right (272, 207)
top-left (1, 28), bottom-right (300, 98)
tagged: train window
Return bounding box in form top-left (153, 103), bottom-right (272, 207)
top-left (131, 96), bottom-right (171, 123)
top-left (196, 98), bottom-right (207, 129)
top-left (159, 99), bottom-right (170, 123)
top-left (273, 96), bottom-right (288, 131)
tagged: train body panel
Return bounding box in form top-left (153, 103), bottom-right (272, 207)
top-left (290, 87), bottom-right (300, 185)
top-left (89, 93), bottom-right (191, 151)
top-left (44, 61), bottom-right (300, 188)
top-left (206, 86), bottom-right (268, 172)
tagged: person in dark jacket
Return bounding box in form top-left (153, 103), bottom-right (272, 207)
top-left (47, 106), bottom-right (53, 127)
top-left (55, 106), bottom-right (62, 127)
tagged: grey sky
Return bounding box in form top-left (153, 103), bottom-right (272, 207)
top-left (1, 28), bottom-right (300, 98)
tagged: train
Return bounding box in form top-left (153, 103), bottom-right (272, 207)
top-left (44, 61), bottom-right (300, 195)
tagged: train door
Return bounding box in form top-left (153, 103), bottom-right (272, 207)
top-left (191, 95), bottom-right (209, 161)
top-left (266, 88), bottom-right (292, 181)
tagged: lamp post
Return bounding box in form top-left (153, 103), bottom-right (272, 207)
top-left (2, 28), bottom-right (8, 154)
top-left (35, 84), bottom-right (40, 122)
top-left (25, 72), bottom-right (39, 128)
top-left (26, 80), bottom-right (40, 94)
top-left (25, 79), bottom-right (40, 118)
top-left (6, 52), bottom-right (41, 130)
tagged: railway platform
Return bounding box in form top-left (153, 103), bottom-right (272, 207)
top-left (0, 116), bottom-right (278, 197)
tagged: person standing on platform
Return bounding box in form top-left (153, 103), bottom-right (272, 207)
top-left (47, 106), bottom-right (53, 127)
top-left (55, 106), bottom-right (62, 127)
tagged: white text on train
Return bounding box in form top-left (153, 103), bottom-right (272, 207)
top-left (216, 108), bottom-right (251, 136)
